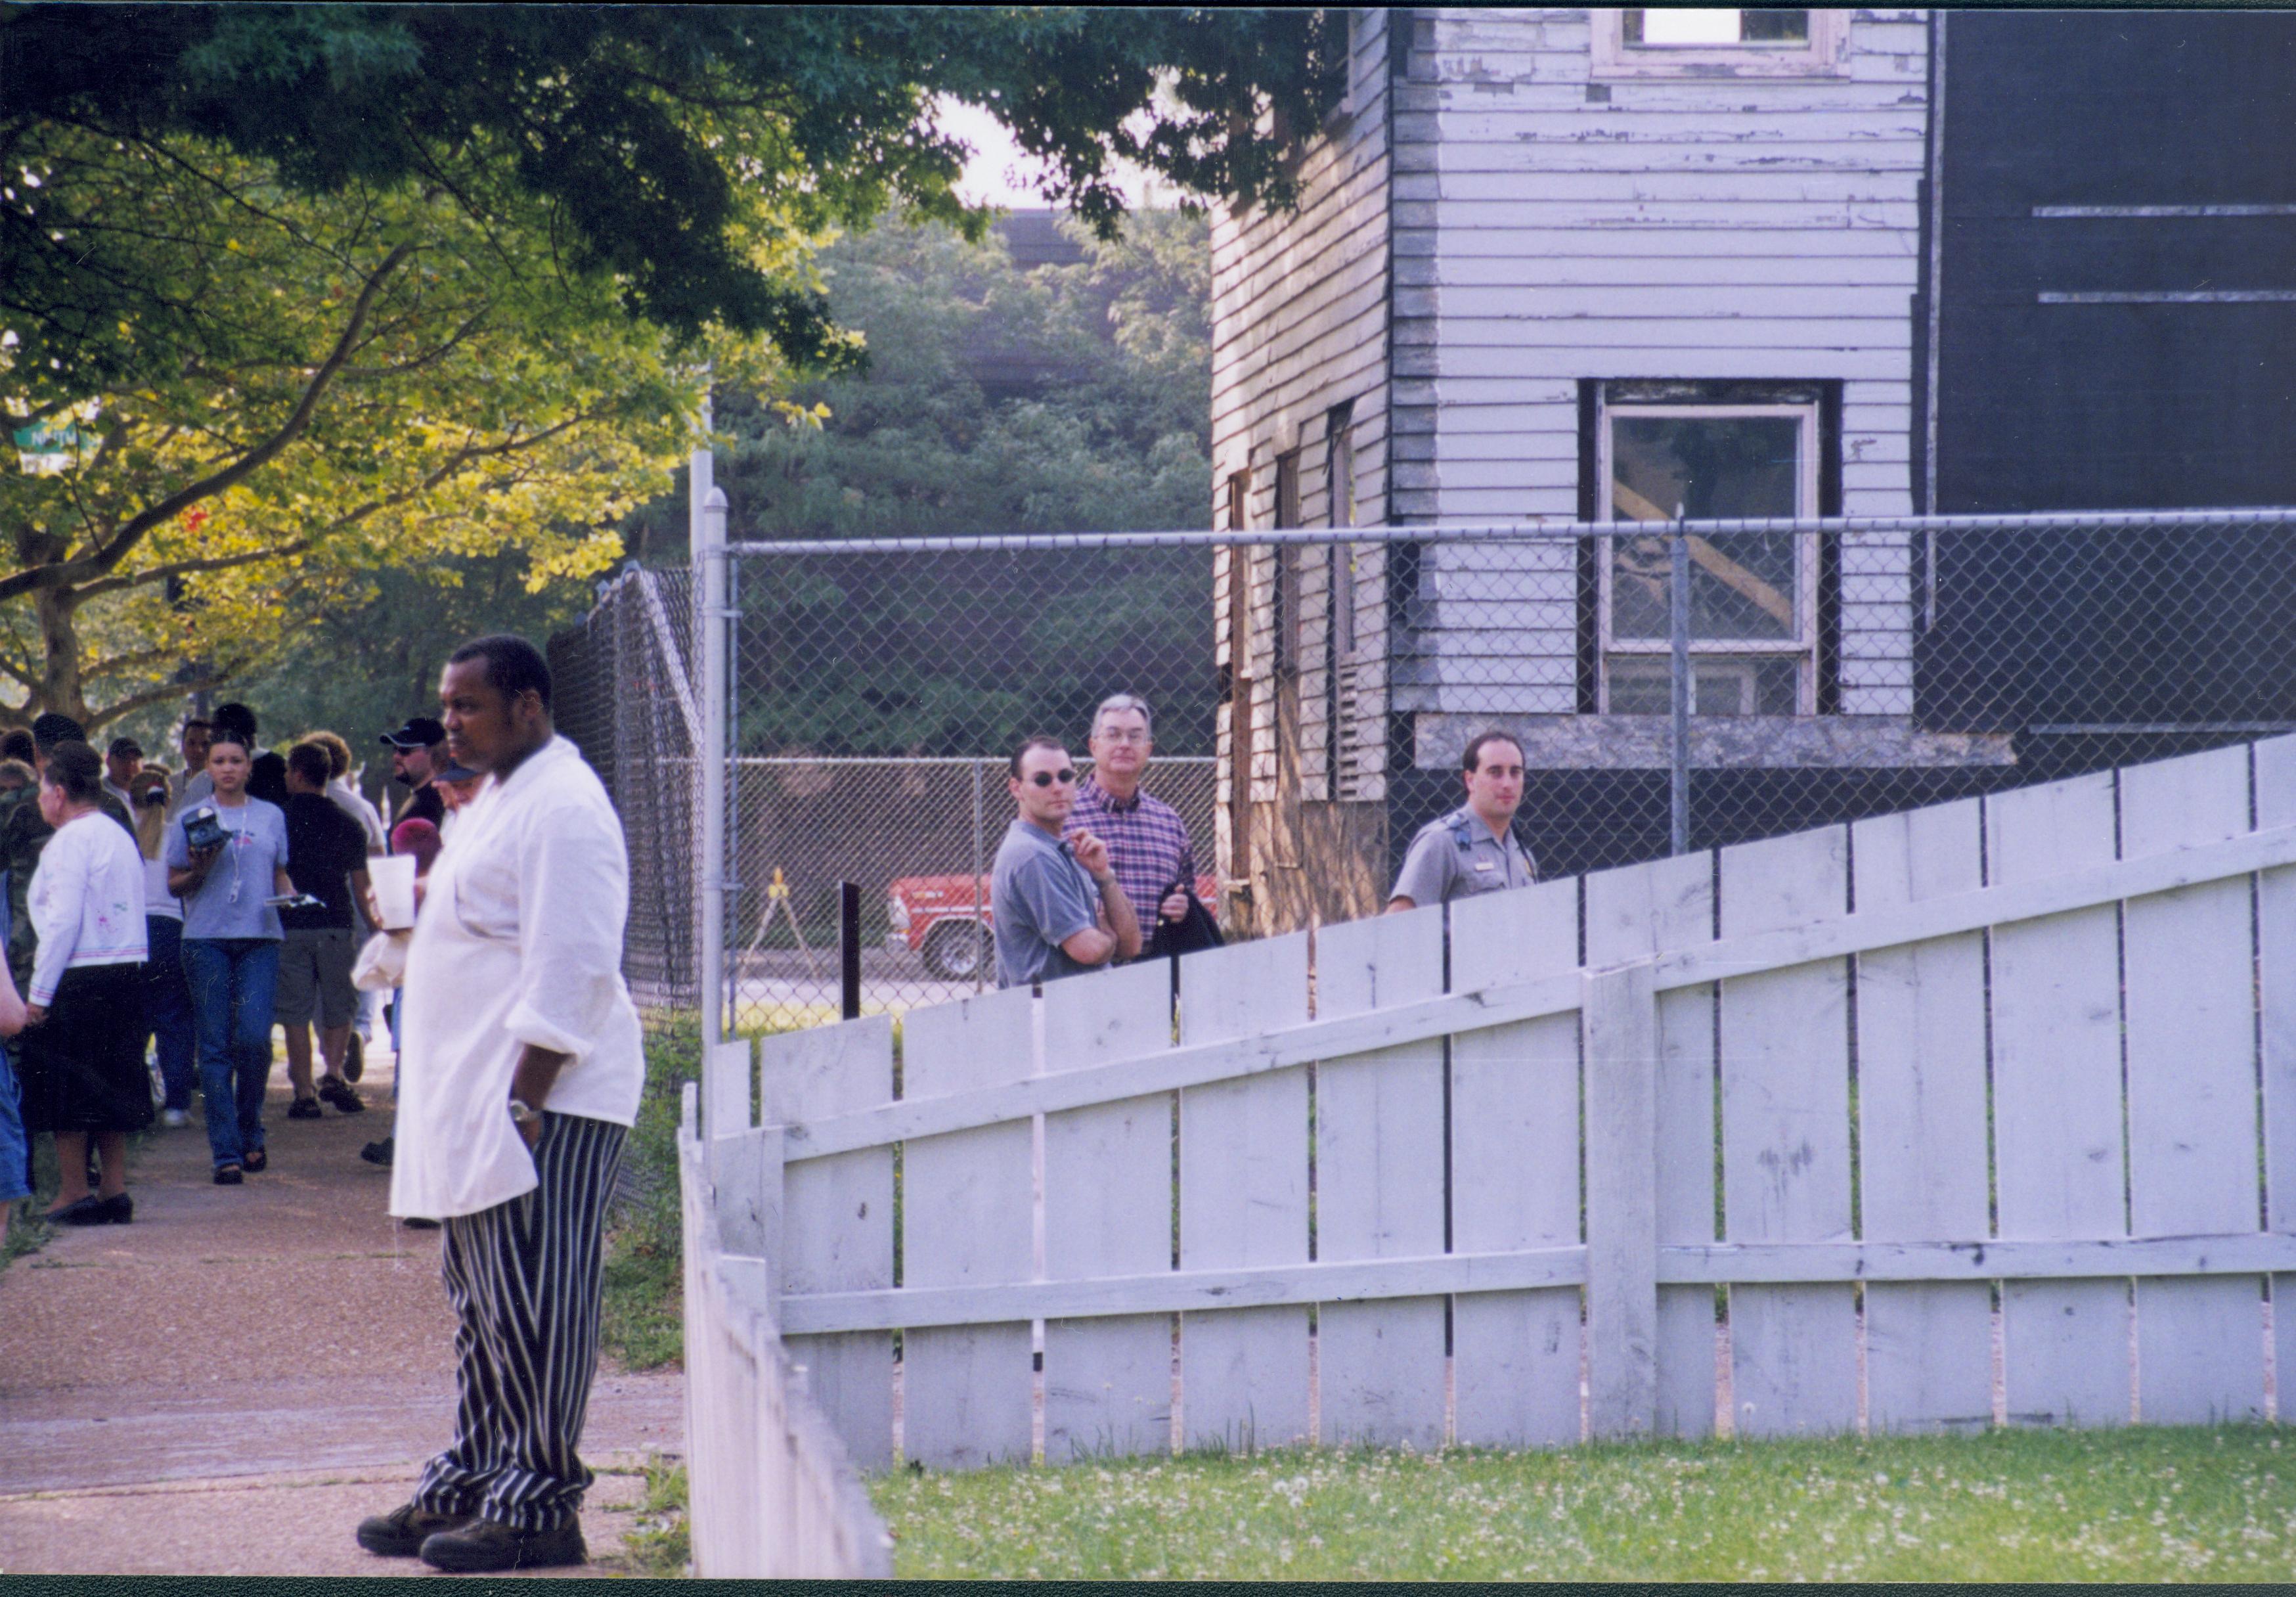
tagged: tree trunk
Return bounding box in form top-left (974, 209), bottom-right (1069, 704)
top-left (33, 583), bottom-right (87, 727)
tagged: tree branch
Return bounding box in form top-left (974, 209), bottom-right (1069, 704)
top-left (0, 240), bottom-right (418, 606)
top-left (68, 538), bottom-right (315, 604)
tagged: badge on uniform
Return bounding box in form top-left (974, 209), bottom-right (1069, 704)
top-left (1474, 861), bottom-right (1493, 872)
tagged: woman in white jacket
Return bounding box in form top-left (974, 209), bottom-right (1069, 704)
top-left (20, 740), bottom-right (149, 1225)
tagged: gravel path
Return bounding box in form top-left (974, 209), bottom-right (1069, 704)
top-left (0, 1044), bottom-right (681, 1576)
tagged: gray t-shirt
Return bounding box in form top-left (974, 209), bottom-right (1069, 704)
top-left (990, 817), bottom-right (1102, 989)
top-left (1390, 806), bottom-right (1537, 908)
top-left (164, 796), bottom-right (288, 940)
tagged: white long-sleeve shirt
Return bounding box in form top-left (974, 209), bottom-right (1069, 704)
top-left (29, 809), bottom-right (149, 1005)
top-left (389, 734), bottom-right (646, 1219)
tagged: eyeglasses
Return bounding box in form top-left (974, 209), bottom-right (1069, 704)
top-left (1095, 729), bottom-right (1151, 746)
top-left (1028, 769), bottom-right (1078, 788)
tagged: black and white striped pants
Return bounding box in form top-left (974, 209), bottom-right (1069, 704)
top-left (415, 1112), bottom-right (627, 1532)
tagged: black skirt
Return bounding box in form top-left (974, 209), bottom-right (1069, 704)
top-left (19, 962), bottom-right (152, 1135)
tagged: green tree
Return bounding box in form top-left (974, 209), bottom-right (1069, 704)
top-left (1, 5), bottom-right (1344, 729)
top-left (683, 213), bottom-right (1218, 758)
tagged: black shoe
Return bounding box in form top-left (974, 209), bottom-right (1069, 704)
top-left (400, 1215), bottom-right (441, 1230)
top-left (317, 1075), bottom-right (366, 1114)
top-left (343, 1032), bottom-right (365, 1084)
top-left (47, 1194), bottom-right (108, 1226)
top-left (419, 1517), bottom-right (585, 1573)
top-left (97, 1192), bottom-right (132, 1225)
top-left (213, 1164), bottom-right (243, 1186)
top-left (356, 1500), bottom-right (474, 1558)
top-left (361, 1136), bottom-right (393, 1167)
top-left (287, 1098), bottom-right (323, 1121)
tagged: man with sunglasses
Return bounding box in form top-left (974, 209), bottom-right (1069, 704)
top-left (990, 736), bottom-right (1142, 989)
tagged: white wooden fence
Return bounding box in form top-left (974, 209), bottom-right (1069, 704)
top-left (677, 1086), bottom-right (893, 1576)
top-left (694, 738), bottom-right (2296, 1468)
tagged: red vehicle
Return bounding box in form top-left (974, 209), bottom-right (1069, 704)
top-left (888, 871), bottom-right (1220, 981)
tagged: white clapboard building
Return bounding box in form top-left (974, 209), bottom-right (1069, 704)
top-left (1211, 8), bottom-right (2296, 933)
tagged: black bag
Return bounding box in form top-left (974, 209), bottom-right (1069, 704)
top-left (1145, 878), bottom-right (1224, 960)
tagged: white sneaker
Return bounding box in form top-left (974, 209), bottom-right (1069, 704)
top-left (162, 1108), bottom-right (188, 1129)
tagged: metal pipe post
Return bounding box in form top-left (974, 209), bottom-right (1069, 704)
top-left (695, 436), bottom-right (728, 1094)
top-left (1668, 522), bottom-right (1690, 857)
top-left (839, 882), bottom-right (862, 1020)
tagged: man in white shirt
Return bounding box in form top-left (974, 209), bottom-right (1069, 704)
top-left (355, 635), bottom-right (644, 1575)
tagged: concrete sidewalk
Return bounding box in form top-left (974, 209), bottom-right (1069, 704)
top-left (0, 1043), bottom-right (682, 1577)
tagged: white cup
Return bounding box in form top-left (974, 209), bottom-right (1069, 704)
top-left (371, 853), bottom-right (418, 930)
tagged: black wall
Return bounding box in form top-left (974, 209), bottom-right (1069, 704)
top-left (1926, 11), bottom-right (2296, 733)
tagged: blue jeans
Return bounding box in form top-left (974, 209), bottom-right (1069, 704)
top-left (144, 916), bottom-right (198, 1113)
top-left (0, 1040), bottom-right (28, 1204)
top-left (183, 937), bottom-right (280, 1169)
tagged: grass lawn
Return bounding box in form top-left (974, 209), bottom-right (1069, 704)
top-left (872, 1426), bottom-right (2296, 1581)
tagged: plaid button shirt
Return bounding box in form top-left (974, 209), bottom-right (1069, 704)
top-left (1064, 776), bottom-right (1197, 943)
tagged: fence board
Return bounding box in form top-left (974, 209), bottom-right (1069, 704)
top-left (901, 988), bottom-right (1036, 1466)
top-left (1314, 907), bottom-right (1447, 1449)
top-left (1988, 771), bottom-right (2130, 1428)
top-left (1449, 878), bottom-right (1585, 1445)
top-left (1853, 799), bottom-right (1993, 1433)
top-left (761, 1019), bottom-right (897, 1469)
top-left (2119, 746), bottom-right (2266, 1424)
top-left (1587, 849), bottom-right (1718, 1438)
top-left (2256, 735), bottom-right (2296, 1408)
top-left (1719, 826), bottom-right (1858, 1438)
top-left (1042, 960), bottom-right (1177, 1461)
top-left (1583, 961), bottom-right (1660, 1437)
top-left (1178, 932), bottom-right (1312, 1453)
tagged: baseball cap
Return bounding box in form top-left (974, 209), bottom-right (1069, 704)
top-left (380, 717), bottom-right (447, 749)
top-left (107, 735), bottom-right (143, 759)
top-left (437, 760), bottom-right (483, 783)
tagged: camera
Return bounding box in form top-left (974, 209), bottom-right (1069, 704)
top-left (181, 805), bottom-right (227, 851)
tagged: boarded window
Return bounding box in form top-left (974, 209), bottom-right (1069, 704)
top-left (1598, 403), bottom-right (1818, 715)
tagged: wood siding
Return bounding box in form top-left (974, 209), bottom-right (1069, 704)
top-left (1212, 11), bottom-right (1399, 932)
top-left (1400, 9), bottom-right (1927, 729)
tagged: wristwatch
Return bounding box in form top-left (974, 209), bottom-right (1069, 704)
top-left (506, 1096), bottom-right (542, 1125)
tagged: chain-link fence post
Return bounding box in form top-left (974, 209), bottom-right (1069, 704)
top-left (970, 759), bottom-right (986, 993)
top-left (1669, 518), bottom-right (1691, 857)
top-left (695, 451), bottom-right (728, 1084)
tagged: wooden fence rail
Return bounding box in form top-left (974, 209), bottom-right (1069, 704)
top-left (694, 736), bottom-right (2296, 1468)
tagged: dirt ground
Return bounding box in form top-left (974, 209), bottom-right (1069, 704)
top-left (0, 1041), bottom-right (682, 1577)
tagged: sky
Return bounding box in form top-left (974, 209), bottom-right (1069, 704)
top-left (937, 97), bottom-right (1170, 212)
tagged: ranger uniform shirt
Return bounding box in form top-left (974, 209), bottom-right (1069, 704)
top-left (1389, 805), bottom-right (1537, 908)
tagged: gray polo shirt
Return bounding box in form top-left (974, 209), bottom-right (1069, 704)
top-left (1390, 805), bottom-right (1537, 908)
top-left (990, 816), bottom-right (1102, 988)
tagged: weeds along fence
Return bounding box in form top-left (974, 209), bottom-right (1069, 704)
top-left (678, 1085), bottom-right (893, 1576)
top-left (684, 507), bottom-right (2296, 1030)
top-left (692, 738), bottom-right (2296, 1468)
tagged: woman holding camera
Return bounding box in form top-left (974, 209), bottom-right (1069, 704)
top-left (20, 741), bottom-right (150, 1223)
top-left (166, 729), bottom-right (292, 1184)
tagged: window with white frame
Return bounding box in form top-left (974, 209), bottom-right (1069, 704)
top-left (1591, 9), bottom-right (1849, 79)
top-left (1598, 401), bottom-right (1817, 716)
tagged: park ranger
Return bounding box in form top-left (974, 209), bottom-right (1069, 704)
top-left (1386, 731), bottom-right (1536, 912)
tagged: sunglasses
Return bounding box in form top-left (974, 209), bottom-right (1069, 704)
top-left (1027, 768), bottom-right (1078, 788)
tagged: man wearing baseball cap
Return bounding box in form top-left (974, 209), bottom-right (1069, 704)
top-left (100, 736), bottom-right (143, 813)
top-left (380, 717), bottom-right (448, 835)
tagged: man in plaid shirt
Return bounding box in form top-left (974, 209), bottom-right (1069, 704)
top-left (1063, 693), bottom-right (1197, 945)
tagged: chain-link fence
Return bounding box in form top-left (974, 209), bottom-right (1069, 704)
top-left (557, 507), bottom-right (2296, 1029)
top-left (548, 564), bottom-right (702, 1008)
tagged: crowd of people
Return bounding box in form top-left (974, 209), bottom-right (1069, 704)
top-left (989, 693), bottom-right (1537, 990)
top-left (0, 698), bottom-right (476, 1228)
